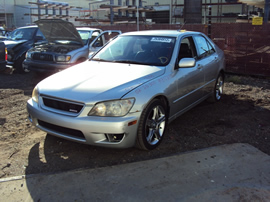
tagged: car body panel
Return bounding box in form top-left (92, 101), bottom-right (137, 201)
top-left (0, 41), bottom-right (7, 71)
top-left (27, 30), bottom-right (225, 149)
top-left (37, 61), bottom-right (165, 103)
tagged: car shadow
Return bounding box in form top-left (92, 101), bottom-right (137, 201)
top-left (24, 88), bottom-right (270, 200)
top-left (0, 71), bottom-right (53, 96)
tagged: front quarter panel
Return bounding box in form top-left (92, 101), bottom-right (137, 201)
top-left (124, 67), bottom-right (177, 118)
top-left (68, 46), bottom-right (88, 63)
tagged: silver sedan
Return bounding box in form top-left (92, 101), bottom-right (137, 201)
top-left (27, 30), bottom-right (225, 150)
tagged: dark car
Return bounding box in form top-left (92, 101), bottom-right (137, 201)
top-left (0, 41), bottom-right (7, 72)
top-left (3, 25), bottom-right (46, 73)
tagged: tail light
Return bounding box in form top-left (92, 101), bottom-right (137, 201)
top-left (5, 47), bottom-right (7, 61)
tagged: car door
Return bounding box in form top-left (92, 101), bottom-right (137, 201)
top-left (89, 30), bottom-right (122, 56)
top-left (172, 36), bottom-right (205, 115)
top-left (193, 35), bottom-right (219, 95)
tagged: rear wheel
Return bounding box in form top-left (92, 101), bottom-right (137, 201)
top-left (136, 99), bottom-right (167, 150)
top-left (209, 73), bottom-right (224, 102)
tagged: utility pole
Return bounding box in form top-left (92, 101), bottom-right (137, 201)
top-left (264, 0), bottom-right (270, 23)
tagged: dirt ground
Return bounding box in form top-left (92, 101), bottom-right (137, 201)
top-left (0, 71), bottom-right (269, 179)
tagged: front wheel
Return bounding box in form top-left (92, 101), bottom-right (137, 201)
top-left (136, 99), bottom-right (167, 150)
top-left (14, 54), bottom-right (28, 74)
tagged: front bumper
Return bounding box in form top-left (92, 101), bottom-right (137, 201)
top-left (27, 99), bottom-right (140, 149)
top-left (23, 60), bottom-right (75, 73)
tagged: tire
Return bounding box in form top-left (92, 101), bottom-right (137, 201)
top-left (13, 54), bottom-right (28, 74)
top-left (209, 73), bottom-right (224, 102)
top-left (136, 99), bottom-right (167, 150)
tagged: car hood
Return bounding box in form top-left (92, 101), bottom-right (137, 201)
top-left (38, 61), bottom-right (165, 103)
top-left (4, 40), bottom-right (27, 48)
top-left (35, 19), bottom-right (84, 46)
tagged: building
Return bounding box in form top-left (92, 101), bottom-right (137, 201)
top-left (0, 0), bottom-right (266, 29)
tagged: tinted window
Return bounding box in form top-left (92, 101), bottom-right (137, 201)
top-left (8, 28), bottom-right (36, 41)
top-left (36, 29), bottom-right (45, 40)
top-left (178, 37), bottom-right (196, 61)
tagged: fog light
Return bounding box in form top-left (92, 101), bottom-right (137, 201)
top-left (105, 133), bottom-right (125, 142)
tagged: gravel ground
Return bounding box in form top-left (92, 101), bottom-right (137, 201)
top-left (0, 72), bottom-right (269, 178)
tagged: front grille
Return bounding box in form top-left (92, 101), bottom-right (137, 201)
top-left (42, 97), bottom-right (84, 114)
top-left (33, 53), bottom-right (53, 61)
top-left (38, 120), bottom-right (85, 139)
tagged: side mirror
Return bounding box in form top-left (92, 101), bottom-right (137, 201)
top-left (93, 41), bottom-right (102, 47)
top-left (178, 58), bottom-right (196, 68)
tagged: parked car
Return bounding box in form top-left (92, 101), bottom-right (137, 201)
top-left (27, 30), bottom-right (225, 150)
top-left (3, 25), bottom-right (46, 73)
top-left (23, 19), bottom-right (121, 74)
top-left (0, 41), bottom-right (7, 71)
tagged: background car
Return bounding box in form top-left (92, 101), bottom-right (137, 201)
top-left (23, 19), bottom-right (121, 74)
top-left (0, 41), bottom-right (7, 71)
top-left (27, 30), bottom-right (225, 150)
top-left (3, 25), bottom-right (46, 73)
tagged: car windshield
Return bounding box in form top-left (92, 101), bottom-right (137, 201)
top-left (7, 27), bottom-right (36, 41)
top-left (92, 35), bottom-right (176, 66)
top-left (78, 30), bottom-right (91, 45)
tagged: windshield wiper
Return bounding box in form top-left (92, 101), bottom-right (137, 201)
top-left (92, 58), bottom-right (111, 62)
top-left (114, 60), bottom-right (149, 65)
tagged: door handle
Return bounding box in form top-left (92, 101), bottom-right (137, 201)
top-left (197, 64), bottom-right (203, 70)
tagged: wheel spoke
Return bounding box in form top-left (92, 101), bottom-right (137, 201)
top-left (157, 114), bottom-right (165, 125)
top-left (218, 80), bottom-right (223, 94)
top-left (152, 106), bottom-right (159, 120)
top-left (146, 128), bottom-right (155, 143)
top-left (215, 76), bottom-right (224, 100)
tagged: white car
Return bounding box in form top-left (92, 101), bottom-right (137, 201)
top-left (27, 30), bottom-right (225, 150)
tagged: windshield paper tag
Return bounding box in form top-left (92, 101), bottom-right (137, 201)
top-left (151, 37), bottom-right (172, 43)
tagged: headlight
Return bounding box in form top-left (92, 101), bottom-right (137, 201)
top-left (56, 55), bottom-right (71, 62)
top-left (88, 98), bottom-right (135, 117)
top-left (26, 52), bottom-right (32, 59)
top-left (32, 86), bottom-right (39, 103)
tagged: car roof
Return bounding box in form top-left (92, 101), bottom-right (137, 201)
top-left (121, 30), bottom-right (200, 37)
top-left (15, 25), bottom-right (38, 29)
top-left (76, 27), bottom-right (101, 31)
